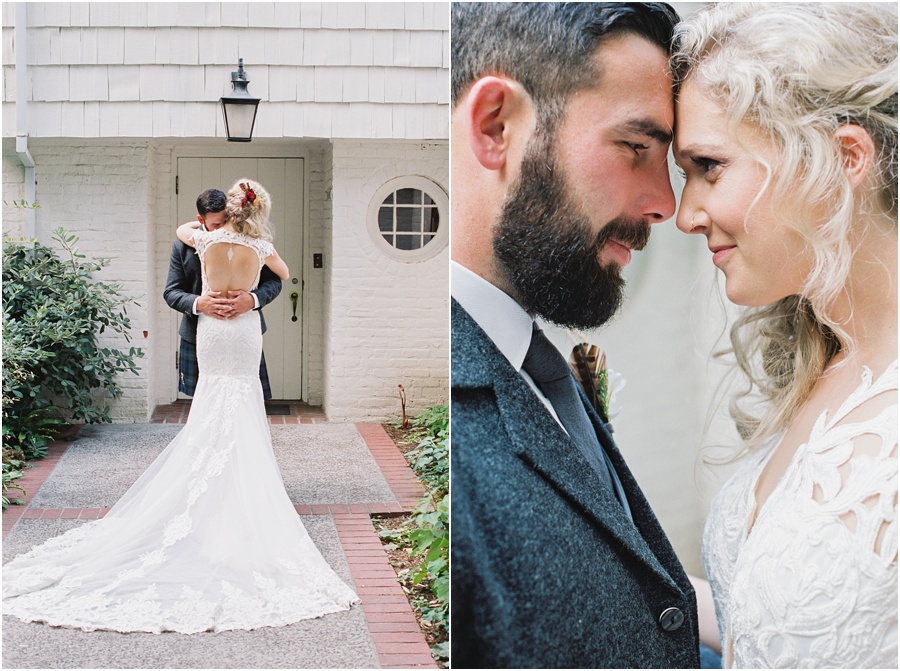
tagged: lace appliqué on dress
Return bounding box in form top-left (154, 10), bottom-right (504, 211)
top-left (703, 361), bottom-right (898, 668)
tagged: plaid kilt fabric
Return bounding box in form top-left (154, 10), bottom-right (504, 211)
top-left (179, 339), bottom-right (272, 400)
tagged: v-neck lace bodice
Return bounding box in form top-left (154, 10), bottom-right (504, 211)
top-left (703, 361), bottom-right (898, 668)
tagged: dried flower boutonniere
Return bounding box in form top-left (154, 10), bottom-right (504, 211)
top-left (567, 330), bottom-right (626, 433)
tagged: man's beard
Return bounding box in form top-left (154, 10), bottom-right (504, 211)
top-left (493, 133), bottom-right (651, 330)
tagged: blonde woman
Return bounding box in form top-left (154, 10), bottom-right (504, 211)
top-left (3, 179), bottom-right (359, 633)
top-left (672, 3), bottom-right (897, 668)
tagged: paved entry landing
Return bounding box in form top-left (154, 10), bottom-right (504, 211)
top-left (2, 422), bottom-right (433, 669)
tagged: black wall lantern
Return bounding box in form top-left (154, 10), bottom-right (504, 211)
top-left (221, 59), bottom-right (260, 142)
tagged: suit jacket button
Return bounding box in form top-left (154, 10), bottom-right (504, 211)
top-left (659, 607), bottom-right (684, 632)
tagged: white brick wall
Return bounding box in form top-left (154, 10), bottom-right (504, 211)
top-left (326, 139), bottom-right (448, 422)
top-left (2, 138), bottom-right (153, 422)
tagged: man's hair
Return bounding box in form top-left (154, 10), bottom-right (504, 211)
top-left (451, 2), bottom-right (679, 127)
top-left (196, 189), bottom-right (227, 216)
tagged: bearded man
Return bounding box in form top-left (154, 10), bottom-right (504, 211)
top-left (450, 3), bottom-right (700, 668)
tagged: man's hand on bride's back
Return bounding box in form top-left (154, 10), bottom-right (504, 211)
top-left (197, 291), bottom-right (231, 320)
top-left (225, 291), bottom-right (255, 318)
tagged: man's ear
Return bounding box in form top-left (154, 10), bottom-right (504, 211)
top-left (834, 124), bottom-right (875, 189)
top-left (466, 76), bottom-right (530, 172)
top-left (196, 214), bottom-right (205, 225)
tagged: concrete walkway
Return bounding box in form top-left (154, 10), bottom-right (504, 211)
top-left (2, 418), bottom-right (435, 669)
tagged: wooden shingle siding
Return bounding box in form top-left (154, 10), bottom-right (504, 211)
top-left (5, 2), bottom-right (448, 140)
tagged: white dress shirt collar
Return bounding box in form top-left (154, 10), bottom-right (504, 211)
top-left (451, 261), bottom-right (534, 372)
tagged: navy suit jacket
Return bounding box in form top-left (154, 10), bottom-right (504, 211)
top-left (163, 239), bottom-right (283, 344)
top-left (451, 298), bottom-right (700, 668)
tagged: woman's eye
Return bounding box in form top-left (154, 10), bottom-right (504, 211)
top-left (691, 156), bottom-right (721, 174)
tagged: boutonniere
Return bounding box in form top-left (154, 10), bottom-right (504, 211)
top-left (567, 330), bottom-right (625, 431)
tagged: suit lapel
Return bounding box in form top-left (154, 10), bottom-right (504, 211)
top-left (452, 300), bottom-right (680, 591)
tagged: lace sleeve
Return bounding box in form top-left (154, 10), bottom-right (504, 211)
top-left (190, 229), bottom-right (207, 255)
top-left (257, 239), bottom-right (274, 260)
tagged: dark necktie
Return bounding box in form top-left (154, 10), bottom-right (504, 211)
top-left (522, 324), bottom-right (633, 520)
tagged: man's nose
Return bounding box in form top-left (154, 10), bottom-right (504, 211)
top-left (642, 159), bottom-right (677, 224)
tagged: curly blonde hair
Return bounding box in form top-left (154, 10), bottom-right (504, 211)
top-left (671, 3), bottom-right (897, 454)
top-left (225, 178), bottom-right (273, 241)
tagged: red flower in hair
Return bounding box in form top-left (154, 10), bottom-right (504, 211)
top-left (241, 189), bottom-right (257, 208)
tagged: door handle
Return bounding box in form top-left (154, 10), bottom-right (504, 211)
top-left (290, 292), bottom-right (299, 322)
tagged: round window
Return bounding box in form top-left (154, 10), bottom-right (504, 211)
top-left (367, 177), bottom-right (448, 262)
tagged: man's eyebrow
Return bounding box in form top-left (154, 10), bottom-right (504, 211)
top-left (618, 119), bottom-right (673, 144)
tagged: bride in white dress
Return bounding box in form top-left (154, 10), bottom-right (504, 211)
top-left (3, 179), bottom-right (359, 633)
top-left (671, 4), bottom-right (897, 668)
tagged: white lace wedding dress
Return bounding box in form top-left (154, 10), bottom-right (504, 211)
top-left (3, 229), bottom-right (359, 633)
top-left (703, 360), bottom-right (898, 668)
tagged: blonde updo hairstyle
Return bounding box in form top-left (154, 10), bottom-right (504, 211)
top-left (225, 178), bottom-right (274, 241)
top-left (671, 3), bottom-right (898, 453)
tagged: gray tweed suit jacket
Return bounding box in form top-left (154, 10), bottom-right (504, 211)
top-left (451, 298), bottom-right (700, 669)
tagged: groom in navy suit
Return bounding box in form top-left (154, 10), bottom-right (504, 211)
top-left (163, 188), bottom-right (282, 399)
top-left (451, 4), bottom-right (700, 668)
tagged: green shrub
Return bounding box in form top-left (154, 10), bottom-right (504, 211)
top-left (2, 229), bottom-right (143, 460)
top-left (385, 404), bottom-right (449, 661)
top-left (2, 447), bottom-right (27, 510)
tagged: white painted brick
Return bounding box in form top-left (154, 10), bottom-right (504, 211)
top-left (124, 28), bottom-right (155, 65)
top-left (300, 3), bottom-right (323, 29)
top-left (69, 65), bottom-right (108, 101)
top-left (273, 3), bottom-right (301, 28)
top-left (32, 65), bottom-right (70, 102)
top-left (314, 66), bottom-right (342, 103)
top-left (96, 28), bottom-right (125, 64)
top-left (70, 3), bottom-right (91, 27)
top-left (109, 65), bottom-right (140, 101)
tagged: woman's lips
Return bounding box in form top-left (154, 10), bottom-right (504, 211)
top-left (711, 246), bottom-right (735, 267)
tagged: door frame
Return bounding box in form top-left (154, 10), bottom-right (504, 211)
top-left (167, 143), bottom-right (313, 402)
